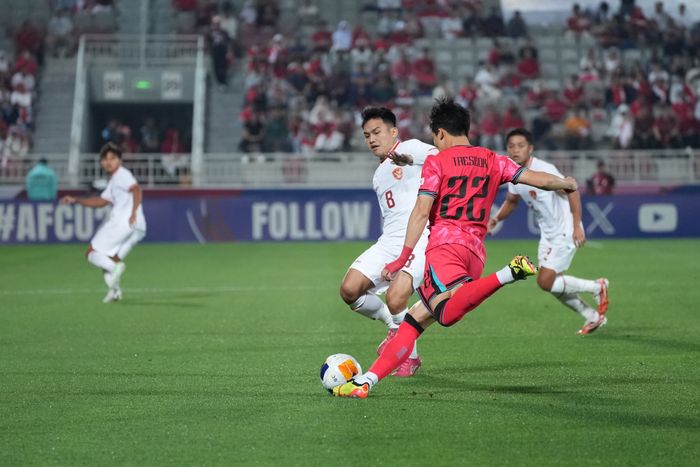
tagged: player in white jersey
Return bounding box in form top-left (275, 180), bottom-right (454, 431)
top-left (487, 129), bottom-right (609, 334)
top-left (339, 107), bottom-right (438, 376)
top-left (60, 143), bottom-right (147, 303)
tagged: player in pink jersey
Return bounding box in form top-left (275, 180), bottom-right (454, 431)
top-left (331, 99), bottom-right (578, 398)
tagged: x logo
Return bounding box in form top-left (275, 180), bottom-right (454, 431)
top-left (586, 202), bottom-right (615, 235)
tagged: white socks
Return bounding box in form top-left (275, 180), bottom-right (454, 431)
top-left (551, 275), bottom-right (600, 295)
top-left (557, 292), bottom-right (599, 323)
top-left (391, 309), bottom-right (407, 328)
top-left (496, 265), bottom-right (515, 285)
top-left (88, 251), bottom-right (116, 272)
top-left (354, 371), bottom-right (379, 388)
top-left (351, 293), bottom-right (393, 327)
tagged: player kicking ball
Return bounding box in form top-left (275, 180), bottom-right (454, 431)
top-left (487, 129), bottom-right (609, 335)
top-left (332, 99), bottom-right (578, 398)
top-left (339, 107), bottom-right (438, 377)
top-left (60, 143), bottom-right (146, 303)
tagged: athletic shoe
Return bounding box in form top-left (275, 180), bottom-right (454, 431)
top-left (106, 262), bottom-right (126, 289)
top-left (392, 356), bottom-right (421, 377)
top-left (376, 328), bottom-right (398, 355)
top-left (102, 288), bottom-right (122, 303)
top-left (331, 380), bottom-right (369, 399)
top-left (577, 315), bottom-right (608, 335)
top-left (509, 255), bottom-right (537, 280)
top-left (594, 278), bottom-right (609, 315)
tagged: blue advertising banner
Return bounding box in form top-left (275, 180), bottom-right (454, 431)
top-left (0, 189), bottom-right (698, 244)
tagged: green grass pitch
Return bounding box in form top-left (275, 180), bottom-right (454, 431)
top-left (1, 240), bottom-right (699, 465)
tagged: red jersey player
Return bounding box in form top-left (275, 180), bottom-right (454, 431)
top-left (331, 99), bottom-right (578, 398)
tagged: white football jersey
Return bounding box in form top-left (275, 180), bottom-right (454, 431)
top-left (507, 157), bottom-right (573, 241)
top-left (100, 166), bottom-right (146, 229)
top-left (373, 139), bottom-right (438, 241)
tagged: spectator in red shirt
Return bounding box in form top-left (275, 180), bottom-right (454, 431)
top-left (564, 74), bottom-right (585, 106)
top-left (412, 47), bottom-right (436, 93)
top-left (14, 50), bottom-right (38, 76)
top-left (15, 21), bottom-right (43, 59)
top-left (480, 105), bottom-right (503, 151)
top-left (501, 103), bottom-right (525, 133)
top-left (524, 81), bottom-right (549, 109)
top-left (311, 21), bottom-right (332, 53)
top-left (516, 47), bottom-right (539, 80)
top-left (544, 91), bottom-right (568, 122)
top-left (653, 104), bottom-right (683, 148)
top-left (566, 3), bottom-right (591, 37)
top-left (587, 161), bottom-right (615, 195)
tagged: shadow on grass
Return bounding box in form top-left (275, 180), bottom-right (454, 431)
top-left (591, 331), bottom-right (700, 354)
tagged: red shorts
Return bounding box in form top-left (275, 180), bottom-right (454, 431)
top-left (417, 244), bottom-right (485, 311)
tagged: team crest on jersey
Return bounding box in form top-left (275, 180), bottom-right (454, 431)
top-left (529, 190), bottom-right (537, 199)
top-left (392, 167), bottom-right (403, 180)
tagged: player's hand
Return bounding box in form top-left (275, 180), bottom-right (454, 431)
top-left (563, 176), bottom-right (578, 193)
top-left (128, 213), bottom-right (137, 227)
top-left (388, 152), bottom-right (414, 166)
top-left (486, 218), bottom-right (499, 236)
top-left (60, 195), bottom-right (76, 205)
top-left (573, 224), bottom-right (586, 248)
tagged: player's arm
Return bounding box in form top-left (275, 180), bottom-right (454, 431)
top-left (60, 195), bottom-right (110, 208)
top-left (381, 194), bottom-right (433, 281)
top-left (487, 192), bottom-right (520, 236)
top-left (128, 183), bottom-right (142, 227)
top-left (568, 189), bottom-right (586, 248)
top-left (518, 170), bottom-right (578, 192)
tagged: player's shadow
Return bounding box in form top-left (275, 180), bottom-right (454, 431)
top-left (591, 331), bottom-right (700, 354)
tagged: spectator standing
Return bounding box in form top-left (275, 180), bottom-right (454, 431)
top-left (507, 10), bottom-right (528, 38)
top-left (46, 8), bottom-right (76, 58)
top-left (208, 16), bottom-right (231, 89)
top-left (26, 158), bottom-right (57, 201)
top-left (587, 160), bottom-right (615, 195)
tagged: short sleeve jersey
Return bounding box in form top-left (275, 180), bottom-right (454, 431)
top-left (100, 166), bottom-right (146, 228)
top-left (419, 145), bottom-right (526, 263)
top-left (373, 139), bottom-right (438, 241)
top-left (507, 157), bottom-right (573, 241)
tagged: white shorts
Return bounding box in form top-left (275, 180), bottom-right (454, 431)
top-left (538, 237), bottom-right (576, 273)
top-left (91, 217), bottom-right (146, 257)
top-left (349, 234), bottom-right (428, 294)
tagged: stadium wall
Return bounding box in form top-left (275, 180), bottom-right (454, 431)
top-left (0, 190), bottom-right (698, 244)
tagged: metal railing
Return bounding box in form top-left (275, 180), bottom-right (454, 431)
top-left (1, 150), bottom-right (698, 188)
top-left (81, 34), bottom-right (201, 68)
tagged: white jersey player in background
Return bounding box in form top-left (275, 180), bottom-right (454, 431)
top-left (487, 129), bottom-right (609, 334)
top-left (61, 142), bottom-right (147, 303)
top-left (339, 107), bottom-right (438, 377)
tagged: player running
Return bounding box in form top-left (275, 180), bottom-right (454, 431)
top-left (60, 143), bottom-right (146, 303)
top-left (332, 99), bottom-right (578, 398)
top-left (486, 128), bottom-right (609, 335)
top-left (339, 106), bottom-right (438, 377)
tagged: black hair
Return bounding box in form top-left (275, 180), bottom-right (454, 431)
top-left (99, 142), bottom-right (122, 160)
top-left (506, 128), bottom-right (534, 145)
top-left (361, 106), bottom-right (397, 129)
top-left (429, 98), bottom-right (470, 137)
top-left (39, 157), bottom-right (48, 165)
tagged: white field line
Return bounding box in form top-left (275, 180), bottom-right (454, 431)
top-left (0, 285), bottom-right (324, 296)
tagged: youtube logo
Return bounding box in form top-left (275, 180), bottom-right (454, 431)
top-left (638, 204), bottom-right (678, 233)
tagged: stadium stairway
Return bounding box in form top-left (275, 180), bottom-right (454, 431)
top-left (206, 65), bottom-right (245, 153)
top-left (117, 0), bottom-right (143, 34)
top-left (151, 0), bottom-right (175, 35)
top-left (32, 57), bottom-right (76, 155)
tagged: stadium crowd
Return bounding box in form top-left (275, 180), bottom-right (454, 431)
top-left (174, 0), bottom-right (700, 155)
top-left (1, 0), bottom-right (119, 168)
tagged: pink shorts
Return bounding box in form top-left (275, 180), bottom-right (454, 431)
top-left (417, 244), bottom-right (484, 310)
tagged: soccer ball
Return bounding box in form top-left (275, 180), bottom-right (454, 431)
top-left (320, 354), bottom-right (362, 392)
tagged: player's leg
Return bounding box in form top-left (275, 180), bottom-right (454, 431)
top-left (539, 242), bottom-right (608, 333)
top-left (339, 265), bottom-right (393, 328)
top-left (115, 228), bottom-right (145, 260)
top-left (89, 221), bottom-right (130, 300)
top-left (384, 271), bottom-right (421, 376)
top-left (431, 247), bottom-right (536, 327)
top-left (333, 301), bottom-right (438, 398)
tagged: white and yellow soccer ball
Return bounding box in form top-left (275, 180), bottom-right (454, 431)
top-left (320, 354), bottom-right (362, 392)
